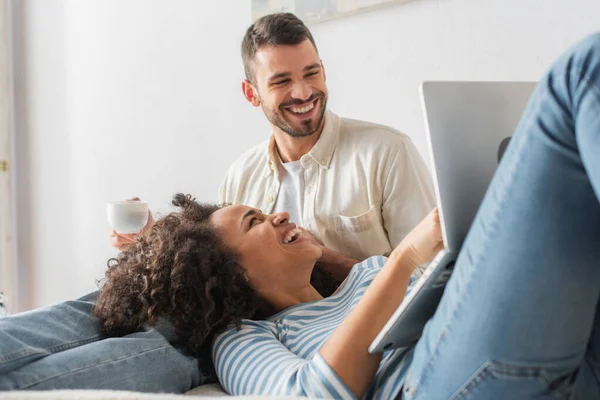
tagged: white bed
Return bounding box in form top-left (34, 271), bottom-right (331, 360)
top-left (0, 383), bottom-right (311, 399)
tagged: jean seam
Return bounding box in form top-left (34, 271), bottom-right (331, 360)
top-left (408, 94), bottom-right (538, 395)
top-left (449, 361), bottom-right (553, 400)
top-left (449, 361), bottom-right (494, 400)
top-left (17, 344), bottom-right (176, 390)
top-left (0, 335), bottom-right (103, 364)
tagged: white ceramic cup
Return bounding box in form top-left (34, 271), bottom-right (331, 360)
top-left (106, 200), bottom-right (149, 234)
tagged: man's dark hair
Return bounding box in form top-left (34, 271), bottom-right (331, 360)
top-left (241, 13), bottom-right (318, 83)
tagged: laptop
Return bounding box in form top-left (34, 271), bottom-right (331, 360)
top-left (369, 81), bottom-right (536, 354)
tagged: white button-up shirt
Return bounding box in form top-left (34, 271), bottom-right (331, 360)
top-left (219, 111), bottom-right (435, 270)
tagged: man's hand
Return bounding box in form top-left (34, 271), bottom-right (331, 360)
top-left (109, 197), bottom-right (155, 252)
top-left (298, 227), bottom-right (359, 281)
top-left (297, 227), bottom-right (324, 250)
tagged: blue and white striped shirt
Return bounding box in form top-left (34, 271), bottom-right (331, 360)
top-left (212, 256), bottom-right (415, 399)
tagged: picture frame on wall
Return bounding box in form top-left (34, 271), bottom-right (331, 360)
top-left (251, 0), bottom-right (413, 24)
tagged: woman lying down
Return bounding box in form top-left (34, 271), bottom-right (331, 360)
top-left (2, 34), bottom-right (600, 399)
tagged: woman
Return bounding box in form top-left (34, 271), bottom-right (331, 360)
top-left (0, 199), bottom-right (339, 392)
top-left (2, 33), bottom-right (600, 398)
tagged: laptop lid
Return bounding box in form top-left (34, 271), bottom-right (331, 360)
top-left (421, 81), bottom-right (537, 252)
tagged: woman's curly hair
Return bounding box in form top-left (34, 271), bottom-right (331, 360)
top-left (94, 193), bottom-right (339, 359)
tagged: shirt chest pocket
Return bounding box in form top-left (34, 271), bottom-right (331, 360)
top-left (332, 206), bottom-right (392, 259)
top-left (334, 205), bottom-right (380, 232)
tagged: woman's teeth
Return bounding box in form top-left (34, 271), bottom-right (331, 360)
top-left (283, 228), bottom-right (302, 244)
top-left (290, 102), bottom-right (314, 114)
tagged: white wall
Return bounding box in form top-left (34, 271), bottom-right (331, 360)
top-left (312, 0), bottom-right (600, 159)
top-left (12, 0), bottom-right (266, 310)
top-left (12, 0), bottom-right (600, 310)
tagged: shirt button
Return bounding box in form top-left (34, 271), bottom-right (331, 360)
top-left (267, 195), bottom-right (274, 203)
top-left (268, 161), bottom-right (274, 171)
top-left (321, 159), bottom-right (327, 166)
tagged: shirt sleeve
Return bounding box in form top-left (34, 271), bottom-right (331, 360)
top-left (381, 137), bottom-right (436, 275)
top-left (218, 177), bottom-right (228, 204)
top-left (212, 321), bottom-right (356, 399)
top-left (218, 165), bottom-right (236, 205)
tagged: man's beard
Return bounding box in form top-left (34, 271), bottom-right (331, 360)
top-left (261, 93), bottom-right (327, 138)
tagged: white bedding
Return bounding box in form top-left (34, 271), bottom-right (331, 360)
top-left (0, 384), bottom-right (310, 400)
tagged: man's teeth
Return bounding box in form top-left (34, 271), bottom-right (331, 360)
top-left (290, 102), bottom-right (314, 114)
top-left (283, 228), bottom-right (302, 244)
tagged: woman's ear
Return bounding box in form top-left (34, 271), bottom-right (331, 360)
top-left (242, 80), bottom-right (261, 107)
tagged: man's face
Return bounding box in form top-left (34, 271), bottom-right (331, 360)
top-left (247, 40), bottom-right (328, 137)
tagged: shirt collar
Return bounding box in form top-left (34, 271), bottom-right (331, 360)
top-left (265, 136), bottom-right (284, 178)
top-left (264, 110), bottom-right (340, 177)
top-left (307, 110), bottom-right (339, 169)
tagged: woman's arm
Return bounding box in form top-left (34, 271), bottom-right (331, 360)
top-left (320, 209), bottom-right (443, 398)
top-left (213, 321), bottom-right (356, 399)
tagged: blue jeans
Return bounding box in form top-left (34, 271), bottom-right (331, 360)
top-left (0, 292), bottom-right (205, 392)
top-left (403, 33), bottom-right (600, 399)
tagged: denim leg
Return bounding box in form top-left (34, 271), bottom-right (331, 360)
top-left (403, 33), bottom-right (600, 400)
top-left (0, 328), bottom-right (202, 392)
top-left (0, 291), bottom-right (204, 391)
top-left (0, 292), bottom-right (102, 375)
top-left (571, 301), bottom-right (600, 399)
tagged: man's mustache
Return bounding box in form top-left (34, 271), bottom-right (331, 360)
top-left (280, 93), bottom-right (323, 108)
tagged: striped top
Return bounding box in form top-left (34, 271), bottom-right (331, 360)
top-left (212, 256), bottom-right (415, 399)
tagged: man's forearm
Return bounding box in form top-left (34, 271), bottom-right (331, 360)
top-left (318, 248), bottom-right (360, 281)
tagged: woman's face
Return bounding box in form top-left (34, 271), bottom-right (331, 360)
top-left (210, 205), bottom-right (322, 291)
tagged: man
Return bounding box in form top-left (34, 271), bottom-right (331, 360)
top-left (111, 13), bottom-right (434, 279)
top-left (219, 13), bottom-right (435, 279)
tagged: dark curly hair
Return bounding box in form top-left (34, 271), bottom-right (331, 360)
top-left (94, 193), bottom-right (339, 359)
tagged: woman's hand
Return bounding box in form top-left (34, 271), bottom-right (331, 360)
top-left (391, 208), bottom-right (444, 270)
